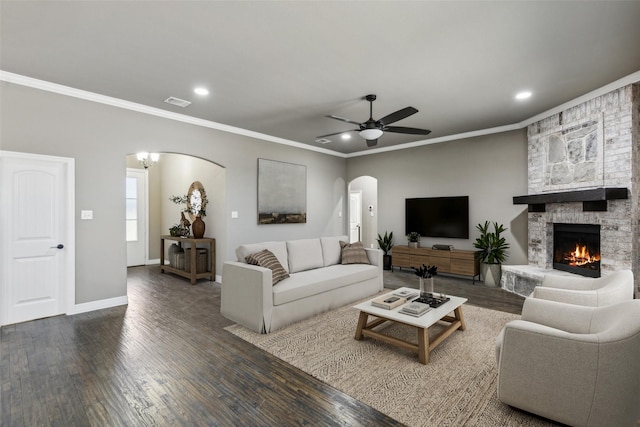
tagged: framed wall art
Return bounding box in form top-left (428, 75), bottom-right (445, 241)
top-left (257, 158), bottom-right (307, 224)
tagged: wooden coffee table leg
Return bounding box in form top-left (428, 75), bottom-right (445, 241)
top-left (354, 311), bottom-right (368, 340)
top-left (454, 306), bottom-right (466, 331)
top-left (417, 326), bottom-right (430, 364)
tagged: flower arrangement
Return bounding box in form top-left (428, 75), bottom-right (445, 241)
top-left (170, 193), bottom-right (207, 217)
top-left (414, 264), bottom-right (438, 278)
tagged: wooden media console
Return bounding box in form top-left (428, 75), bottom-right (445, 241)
top-left (392, 245), bottom-right (480, 282)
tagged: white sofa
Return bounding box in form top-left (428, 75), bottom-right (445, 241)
top-left (221, 236), bottom-right (383, 333)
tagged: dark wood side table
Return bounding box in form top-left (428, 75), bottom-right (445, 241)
top-left (160, 235), bottom-right (215, 285)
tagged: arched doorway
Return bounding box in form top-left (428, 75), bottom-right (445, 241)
top-left (348, 176), bottom-right (378, 249)
top-left (125, 153), bottom-right (226, 280)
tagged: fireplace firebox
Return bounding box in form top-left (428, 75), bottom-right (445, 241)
top-left (553, 223), bottom-right (601, 277)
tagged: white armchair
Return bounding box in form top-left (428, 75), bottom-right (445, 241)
top-left (495, 297), bottom-right (640, 427)
top-left (531, 269), bottom-right (634, 306)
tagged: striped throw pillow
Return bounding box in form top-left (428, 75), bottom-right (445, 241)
top-left (339, 241), bottom-right (370, 265)
top-left (245, 249), bottom-right (290, 285)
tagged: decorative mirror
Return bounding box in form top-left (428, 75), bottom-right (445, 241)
top-left (186, 181), bottom-right (207, 222)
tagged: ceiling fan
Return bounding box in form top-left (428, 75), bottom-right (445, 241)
top-left (317, 94), bottom-right (431, 147)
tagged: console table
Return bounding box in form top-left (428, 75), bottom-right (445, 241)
top-left (160, 235), bottom-right (215, 285)
top-left (392, 245), bottom-right (480, 282)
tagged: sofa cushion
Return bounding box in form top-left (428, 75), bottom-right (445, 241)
top-left (286, 238), bottom-right (324, 273)
top-left (273, 264), bottom-right (378, 306)
top-left (340, 241), bottom-right (370, 265)
top-left (236, 241), bottom-right (289, 273)
top-left (245, 249), bottom-right (290, 285)
top-left (320, 235), bottom-right (348, 266)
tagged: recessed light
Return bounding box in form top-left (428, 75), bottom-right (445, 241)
top-left (515, 91), bottom-right (532, 100)
top-left (341, 134), bottom-right (351, 140)
top-left (194, 87), bottom-right (209, 96)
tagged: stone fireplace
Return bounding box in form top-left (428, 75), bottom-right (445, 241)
top-left (502, 84), bottom-right (640, 297)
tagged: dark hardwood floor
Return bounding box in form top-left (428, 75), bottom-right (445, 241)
top-left (1, 265), bottom-right (523, 426)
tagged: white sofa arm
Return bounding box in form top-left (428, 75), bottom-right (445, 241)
top-left (364, 248), bottom-right (384, 290)
top-left (364, 247), bottom-right (382, 266)
top-left (221, 261), bottom-right (274, 333)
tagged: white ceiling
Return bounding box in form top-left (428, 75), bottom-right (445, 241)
top-left (2, 1), bottom-right (640, 155)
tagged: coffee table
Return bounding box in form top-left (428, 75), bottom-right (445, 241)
top-left (353, 287), bottom-right (467, 364)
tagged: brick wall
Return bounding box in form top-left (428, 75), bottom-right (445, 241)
top-left (525, 84), bottom-right (640, 296)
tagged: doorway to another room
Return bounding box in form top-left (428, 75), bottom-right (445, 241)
top-left (125, 153), bottom-right (226, 282)
top-left (348, 176), bottom-right (378, 249)
top-left (0, 151), bottom-right (75, 326)
top-left (126, 168), bottom-right (148, 267)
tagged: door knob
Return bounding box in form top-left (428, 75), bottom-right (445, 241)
top-left (51, 244), bottom-right (64, 249)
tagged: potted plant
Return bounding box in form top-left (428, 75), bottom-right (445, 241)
top-left (473, 221), bottom-right (510, 287)
top-left (407, 231), bottom-right (420, 248)
top-left (376, 231), bottom-right (394, 270)
top-left (169, 224), bottom-right (189, 237)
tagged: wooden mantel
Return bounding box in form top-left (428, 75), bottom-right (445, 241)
top-left (513, 187), bottom-right (628, 212)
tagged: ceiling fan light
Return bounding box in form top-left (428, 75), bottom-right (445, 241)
top-left (359, 128), bottom-right (383, 140)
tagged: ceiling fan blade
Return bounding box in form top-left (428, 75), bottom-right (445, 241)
top-left (378, 106), bottom-right (418, 125)
top-left (316, 129), bottom-right (358, 139)
top-left (366, 139), bottom-right (378, 147)
top-left (384, 126), bottom-right (432, 135)
top-left (326, 115), bottom-right (362, 126)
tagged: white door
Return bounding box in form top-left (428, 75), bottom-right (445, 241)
top-left (349, 191), bottom-right (362, 243)
top-left (126, 168), bottom-right (147, 267)
top-left (0, 151), bottom-right (75, 325)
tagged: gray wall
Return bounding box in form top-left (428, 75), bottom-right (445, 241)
top-left (1, 80), bottom-right (530, 307)
top-left (1, 81), bottom-right (347, 304)
top-left (346, 130), bottom-right (530, 265)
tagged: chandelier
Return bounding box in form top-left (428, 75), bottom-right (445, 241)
top-left (136, 152), bottom-right (159, 169)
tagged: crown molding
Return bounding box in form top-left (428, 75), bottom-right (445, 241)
top-left (344, 124), bottom-right (522, 158)
top-left (0, 70), bottom-right (347, 159)
top-left (517, 69), bottom-right (640, 128)
top-left (2, 69), bottom-right (639, 159)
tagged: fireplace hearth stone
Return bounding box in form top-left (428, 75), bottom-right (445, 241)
top-left (501, 265), bottom-right (580, 298)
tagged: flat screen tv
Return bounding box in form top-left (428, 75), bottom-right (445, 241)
top-left (405, 196), bottom-right (469, 239)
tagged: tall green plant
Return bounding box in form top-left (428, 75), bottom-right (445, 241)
top-left (376, 231), bottom-right (394, 255)
top-left (473, 221), bottom-right (510, 264)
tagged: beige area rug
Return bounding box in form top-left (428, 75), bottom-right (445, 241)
top-left (225, 296), bottom-right (558, 427)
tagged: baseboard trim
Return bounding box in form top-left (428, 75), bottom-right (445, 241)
top-left (68, 295), bottom-right (128, 315)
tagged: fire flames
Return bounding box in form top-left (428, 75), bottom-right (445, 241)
top-left (563, 244), bottom-right (601, 267)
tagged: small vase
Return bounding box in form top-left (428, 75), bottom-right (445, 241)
top-left (192, 216), bottom-right (206, 239)
top-left (419, 277), bottom-right (434, 296)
